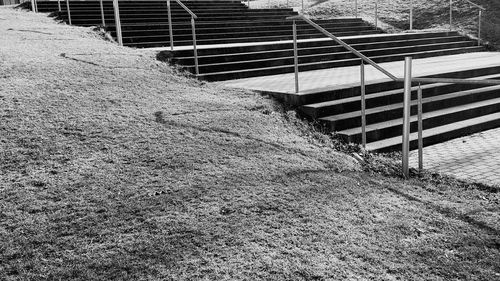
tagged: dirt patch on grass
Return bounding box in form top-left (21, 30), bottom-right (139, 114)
top-left (1, 6), bottom-right (499, 280)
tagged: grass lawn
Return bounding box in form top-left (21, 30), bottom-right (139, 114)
top-left (303, 0), bottom-right (500, 48)
top-left (1, 6), bottom-right (499, 281)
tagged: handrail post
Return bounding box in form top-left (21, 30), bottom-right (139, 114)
top-left (57, 0), bottom-right (61, 12)
top-left (355, 0), bottom-right (358, 18)
top-left (360, 60), bottom-right (367, 149)
top-left (375, 0), bottom-right (378, 28)
top-left (100, 0), bottom-right (106, 26)
top-left (33, 0), bottom-right (38, 12)
top-left (417, 83), bottom-right (423, 172)
top-left (293, 20), bottom-right (299, 94)
top-left (449, 0), bottom-right (453, 30)
top-left (402, 57), bottom-right (412, 178)
top-left (65, 0), bottom-right (72, 25)
top-left (113, 0), bottom-right (123, 46)
top-left (478, 9), bottom-right (482, 46)
top-left (268, 0), bottom-right (270, 8)
top-left (409, 0), bottom-right (413, 30)
top-left (167, 0), bottom-right (174, 51)
top-left (248, 0), bottom-right (250, 8)
top-left (302, 0), bottom-right (304, 12)
top-left (191, 16), bottom-right (199, 75)
top-left (31, 0), bottom-right (35, 12)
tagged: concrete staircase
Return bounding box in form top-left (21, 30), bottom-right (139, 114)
top-left (298, 64), bottom-right (500, 151)
top-left (25, 0), bottom-right (379, 47)
top-left (167, 31), bottom-right (483, 81)
top-left (23, 0), bottom-right (500, 152)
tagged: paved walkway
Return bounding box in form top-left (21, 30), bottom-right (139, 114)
top-left (409, 127), bottom-right (500, 187)
top-left (222, 52), bottom-right (500, 95)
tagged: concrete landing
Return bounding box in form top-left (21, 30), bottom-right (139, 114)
top-left (222, 52), bottom-right (500, 96)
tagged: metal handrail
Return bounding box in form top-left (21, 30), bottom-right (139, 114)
top-left (464, 0), bottom-right (485, 10)
top-left (287, 15), bottom-right (398, 81)
top-left (168, 0), bottom-right (199, 75)
top-left (174, 0), bottom-right (198, 19)
top-left (287, 14), bottom-right (500, 178)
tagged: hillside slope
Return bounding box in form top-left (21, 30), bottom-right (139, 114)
top-left (304, 0), bottom-right (500, 47)
top-left (1, 6), bottom-right (499, 281)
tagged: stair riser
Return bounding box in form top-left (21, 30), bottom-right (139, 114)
top-left (299, 65), bottom-right (500, 109)
top-left (59, 10), bottom-right (295, 17)
top-left (303, 83), bottom-right (495, 119)
top-left (121, 26), bottom-right (373, 43)
top-left (171, 32), bottom-right (459, 57)
top-left (60, 15), bottom-right (297, 23)
top-left (375, 118), bottom-right (500, 152)
top-left (192, 45), bottom-right (480, 77)
top-left (323, 89), bottom-right (500, 131)
top-left (343, 103), bottom-right (500, 143)
top-left (116, 21), bottom-right (367, 33)
top-left (118, 23), bottom-right (370, 37)
top-left (127, 30), bottom-right (380, 47)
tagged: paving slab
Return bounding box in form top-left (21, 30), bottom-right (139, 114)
top-left (409, 127), bottom-right (500, 187)
top-left (222, 52), bottom-right (500, 95)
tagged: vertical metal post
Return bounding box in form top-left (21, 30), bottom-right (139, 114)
top-left (409, 0), bottom-right (413, 30)
top-left (34, 0), bottom-right (38, 12)
top-left (191, 17), bottom-right (199, 76)
top-left (355, 0), bottom-right (358, 18)
top-left (248, 0), bottom-right (250, 8)
top-left (478, 10), bottom-right (482, 46)
top-left (268, 0), bottom-right (270, 8)
top-left (30, 0), bottom-right (35, 12)
top-left (167, 0), bottom-right (174, 51)
top-left (57, 0), bottom-right (61, 12)
top-left (417, 83), bottom-right (423, 172)
top-left (449, 0), bottom-right (453, 30)
top-left (375, 0), bottom-right (378, 28)
top-left (360, 60), bottom-right (367, 149)
top-left (65, 0), bottom-right (72, 25)
top-left (402, 57), bottom-right (412, 178)
top-left (293, 20), bottom-right (299, 94)
top-left (112, 0), bottom-right (123, 46)
top-left (302, 0), bottom-right (304, 11)
top-left (100, 0), bottom-right (106, 26)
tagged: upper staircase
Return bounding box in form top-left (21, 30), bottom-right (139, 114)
top-left (27, 0), bottom-right (379, 47)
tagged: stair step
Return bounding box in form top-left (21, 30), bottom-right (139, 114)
top-left (302, 72), bottom-right (500, 118)
top-left (338, 95), bottom-right (500, 143)
top-left (365, 112), bottom-right (500, 151)
top-left (196, 46), bottom-right (484, 81)
top-left (319, 84), bottom-right (500, 130)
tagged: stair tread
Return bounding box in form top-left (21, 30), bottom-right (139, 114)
top-left (319, 84), bottom-right (500, 122)
top-left (124, 30), bottom-right (381, 47)
top-left (365, 112), bottom-right (500, 151)
top-left (194, 46), bottom-right (483, 76)
top-left (305, 72), bottom-right (500, 109)
top-left (338, 95), bottom-right (500, 136)
top-left (189, 41), bottom-right (470, 68)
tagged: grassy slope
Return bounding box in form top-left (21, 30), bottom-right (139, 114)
top-left (304, 0), bottom-right (500, 46)
top-left (1, 6), bottom-right (500, 281)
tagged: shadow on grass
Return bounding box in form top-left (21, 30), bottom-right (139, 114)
top-left (384, 184), bottom-right (500, 237)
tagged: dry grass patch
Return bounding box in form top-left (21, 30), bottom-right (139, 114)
top-left (0, 6), bottom-right (499, 281)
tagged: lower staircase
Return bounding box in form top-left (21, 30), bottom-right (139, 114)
top-left (23, 0), bottom-right (500, 152)
top-left (298, 63), bottom-right (500, 151)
